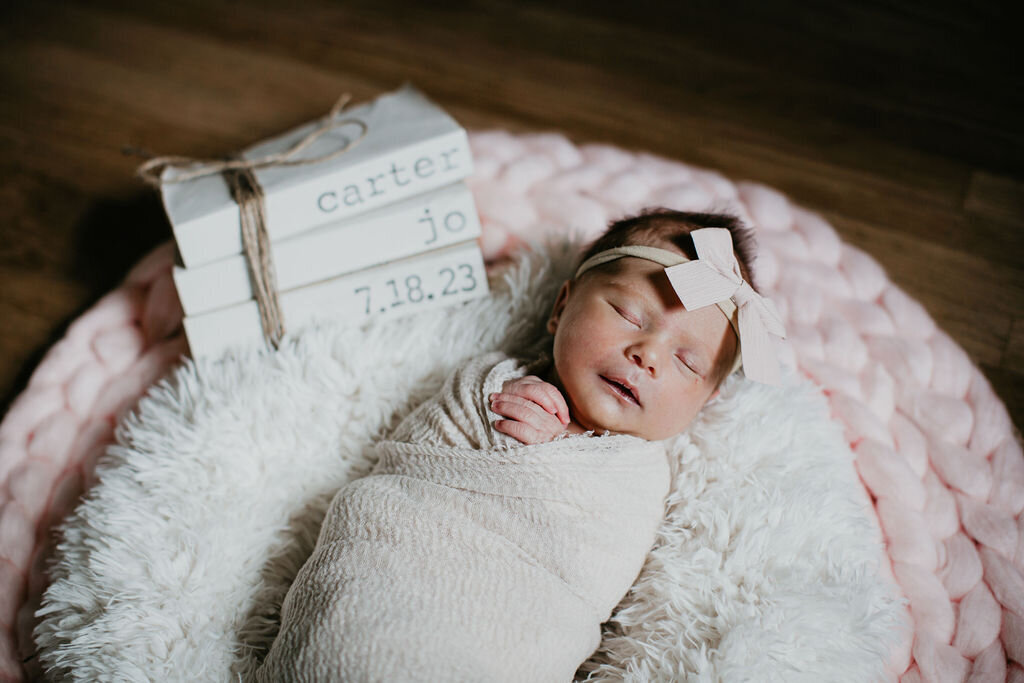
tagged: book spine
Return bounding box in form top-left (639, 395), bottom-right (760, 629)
top-left (174, 129), bottom-right (473, 268)
top-left (172, 182), bottom-right (481, 316)
top-left (183, 241), bottom-right (489, 360)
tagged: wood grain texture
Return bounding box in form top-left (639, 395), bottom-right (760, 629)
top-left (1, 0), bottom-right (1020, 427)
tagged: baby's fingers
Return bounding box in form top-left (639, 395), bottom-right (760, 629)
top-left (503, 380), bottom-right (570, 425)
top-left (494, 419), bottom-right (550, 445)
top-left (489, 393), bottom-right (548, 424)
top-left (489, 393), bottom-right (565, 443)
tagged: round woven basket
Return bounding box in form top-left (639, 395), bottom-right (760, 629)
top-left (1, 131), bottom-right (1020, 681)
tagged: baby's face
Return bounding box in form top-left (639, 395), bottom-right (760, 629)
top-left (548, 257), bottom-right (737, 440)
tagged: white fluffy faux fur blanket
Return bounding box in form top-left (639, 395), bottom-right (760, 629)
top-left (257, 353), bottom-right (670, 681)
top-left (35, 242), bottom-right (907, 682)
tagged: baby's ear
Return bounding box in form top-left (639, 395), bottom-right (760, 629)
top-left (547, 280), bottom-right (572, 334)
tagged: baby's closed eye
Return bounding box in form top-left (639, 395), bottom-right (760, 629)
top-left (611, 303), bottom-right (642, 327)
top-left (675, 352), bottom-right (707, 378)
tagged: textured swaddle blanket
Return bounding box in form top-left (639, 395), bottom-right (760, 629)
top-left (256, 352), bottom-right (671, 681)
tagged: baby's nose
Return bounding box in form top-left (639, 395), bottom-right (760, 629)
top-left (630, 347), bottom-right (658, 376)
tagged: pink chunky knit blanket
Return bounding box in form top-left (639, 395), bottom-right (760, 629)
top-left (1, 131), bottom-right (1021, 682)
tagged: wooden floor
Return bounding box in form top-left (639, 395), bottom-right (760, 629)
top-left (1, 0), bottom-right (1021, 427)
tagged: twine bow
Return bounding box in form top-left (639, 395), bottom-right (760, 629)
top-left (665, 228), bottom-right (786, 384)
top-left (135, 94), bottom-right (368, 351)
top-left (136, 95), bottom-right (368, 186)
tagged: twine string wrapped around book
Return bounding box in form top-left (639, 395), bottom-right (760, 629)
top-left (135, 94), bottom-right (369, 350)
top-left (222, 163), bottom-right (285, 348)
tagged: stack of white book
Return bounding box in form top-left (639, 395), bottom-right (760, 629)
top-left (156, 85), bottom-right (488, 359)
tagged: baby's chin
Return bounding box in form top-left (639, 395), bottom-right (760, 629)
top-left (569, 416), bottom-right (691, 441)
top-left (599, 414), bottom-right (702, 441)
top-left (567, 393), bottom-right (703, 440)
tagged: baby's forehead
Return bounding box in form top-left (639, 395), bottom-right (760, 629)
top-left (582, 259), bottom-right (676, 299)
top-left (580, 255), bottom-right (666, 282)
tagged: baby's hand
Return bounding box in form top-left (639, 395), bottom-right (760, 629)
top-left (489, 376), bottom-right (571, 444)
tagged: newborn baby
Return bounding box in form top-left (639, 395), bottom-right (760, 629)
top-left (256, 209), bottom-right (783, 682)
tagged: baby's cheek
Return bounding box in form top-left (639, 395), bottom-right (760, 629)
top-left (658, 391), bottom-right (711, 438)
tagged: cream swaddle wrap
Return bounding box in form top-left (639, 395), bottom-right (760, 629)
top-left (256, 352), bottom-right (671, 682)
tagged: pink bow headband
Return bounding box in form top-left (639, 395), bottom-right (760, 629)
top-left (574, 228), bottom-right (786, 384)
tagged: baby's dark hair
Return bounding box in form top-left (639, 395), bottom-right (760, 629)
top-left (578, 208), bottom-right (758, 291)
top-left (577, 208), bottom-right (758, 385)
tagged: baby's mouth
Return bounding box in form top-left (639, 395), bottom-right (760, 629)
top-left (600, 376), bottom-right (640, 406)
